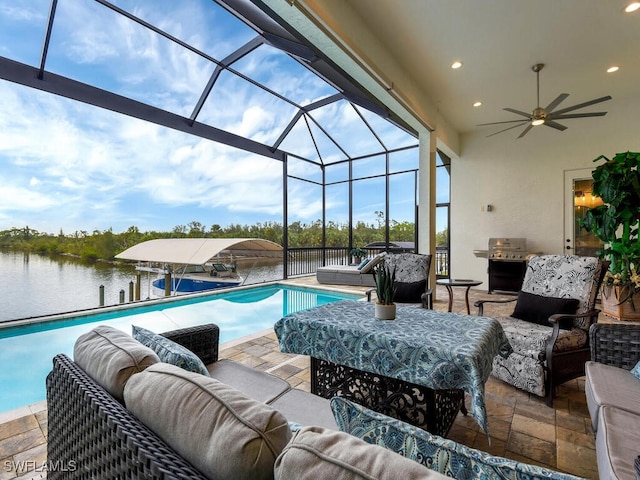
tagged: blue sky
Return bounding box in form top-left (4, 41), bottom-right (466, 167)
top-left (0, 1), bottom-right (439, 236)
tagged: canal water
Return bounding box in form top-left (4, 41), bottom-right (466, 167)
top-left (0, 250), bottom-right (284, 322)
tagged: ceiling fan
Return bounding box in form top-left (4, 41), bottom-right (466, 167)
top-left (478, 63), bottom-right (612, 138)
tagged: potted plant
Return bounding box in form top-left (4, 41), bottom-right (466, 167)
top-left (349, 247), bottom-right (367, 265)
top-left (581, 151), bottom-right (640, 320)
top-left (373, 263), bottom-right (396, 320)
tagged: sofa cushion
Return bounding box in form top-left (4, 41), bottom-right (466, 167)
top-left (207, 359), bottom-right (290, 403)
top-left (124, 362), bottom-right (291, 480)
top-left (631, 360), bottom-right (640, 380)
top-left (273, 425), bottom-right (447, 480)
top-left (512, 291), bottom-right (579, 328)
top-left (269, 389), bottom-right (337, 430)
top-left (394, 280), bottom-right (426, 303)
top-left (73, 325), bottom-right (159, 402)
top-left (596, 406), bottom-right (640, 480)
top-left (132, 325), bottom-right (210, 376)
top-left (585, 361), bottom-right (640, 432)
top-left (330, 397), bottom-right (584, 480)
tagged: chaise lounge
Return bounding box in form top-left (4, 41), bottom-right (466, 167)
top-left (315, 251), bottom-right (386, 286)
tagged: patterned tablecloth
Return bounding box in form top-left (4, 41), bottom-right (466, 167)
top-left (274, 299), bottom-right (512, 435)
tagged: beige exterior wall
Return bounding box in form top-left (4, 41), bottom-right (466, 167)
top-left (449, 96), bottom-right (640, 286)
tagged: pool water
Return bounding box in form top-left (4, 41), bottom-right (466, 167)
top-left (0, 284), bottom-right (359, 413)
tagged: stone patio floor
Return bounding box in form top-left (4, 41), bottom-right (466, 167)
top-left (0, 277), bottom-right (601, 479)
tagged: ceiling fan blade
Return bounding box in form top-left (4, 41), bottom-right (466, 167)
top-left (549, 112), bottom-right (608, 120)
top-left (545, 93), bottom-right (569, 113)
top-left (551, 95), bottom-right (612, 115)
top-left (503, 107), bottom-right (533, 119)
top-left (477, 119), bottom-right (533, 126)
top-left (544, 119), bottom-right (567, 131)
top-left (517, 124), bottom-right (534, 138)
top-left (486, 121), bottom-right (529, 137)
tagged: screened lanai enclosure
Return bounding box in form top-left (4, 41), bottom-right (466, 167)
top-left (0, 0), bottom-right (449, 277)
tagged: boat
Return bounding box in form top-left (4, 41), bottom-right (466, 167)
top-left (115, 238), bottom-right (283, 296)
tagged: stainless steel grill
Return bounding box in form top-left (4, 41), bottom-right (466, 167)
top-left (487, 238), bottom-right (538, 293)
top-left (488, 238), bottom-right (528, 261)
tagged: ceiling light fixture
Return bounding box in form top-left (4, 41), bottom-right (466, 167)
top-left (451, 61), bottom-right (463, 69)
top-left (473, 101), bottom-right (482, 107)
top-left (624, 2), bottom-right (640, 12)
top-left (607, 66), bottom-right (620, 73)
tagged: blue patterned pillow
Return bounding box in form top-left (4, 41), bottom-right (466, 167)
top-left (357, 258), bottom-right (371, 270)
top-left (132, 326), bottom-right (210, 376)
top-left (631, 360), bottom-right (640, 380)
top-left (330, 397), bottom-right (586, 480)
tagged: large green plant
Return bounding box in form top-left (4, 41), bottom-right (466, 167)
top-left (581, 151), bottom-right (640, 300)
top-left (373, 264), bottom-right (396, 305)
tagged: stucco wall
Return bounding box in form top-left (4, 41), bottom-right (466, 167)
top-left (449, 96), bottom-right (639, 288)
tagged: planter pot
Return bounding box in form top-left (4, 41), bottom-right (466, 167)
top-left (375, 303), bottom-right (396, 320)
top-left (601, 285), bottom-right (640, 321)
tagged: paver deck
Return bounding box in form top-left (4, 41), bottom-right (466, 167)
top-left (0, 278), bottom-right (600, 480)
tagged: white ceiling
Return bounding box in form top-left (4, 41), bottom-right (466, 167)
top-left (330, 0), bottom-right (640, 136)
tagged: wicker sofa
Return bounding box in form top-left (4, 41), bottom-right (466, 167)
top-left (586, 322), bottom-right (640, 480)
top-left (46, 323), bottom-right (449, 479)
top-left (46, 322), bottom-right (589, 480)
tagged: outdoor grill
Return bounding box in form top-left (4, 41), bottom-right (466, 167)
top-left (487, 238), bottom-right (538, 293)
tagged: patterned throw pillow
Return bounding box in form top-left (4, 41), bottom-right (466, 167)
top-left (330, 397), bottom-right (586, 480)
top-left (132, 325), bottom-right (210, 376)
top-left (631, 360), bottom-right (640, 380)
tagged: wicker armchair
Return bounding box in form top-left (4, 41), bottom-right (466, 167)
top-left (475, 255), bottom-right (606, 406)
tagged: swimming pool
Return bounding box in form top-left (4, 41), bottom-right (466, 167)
top-left (0, 283), bottom-right (360, 414)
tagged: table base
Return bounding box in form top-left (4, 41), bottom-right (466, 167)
top-left (311, 357), bottom-right (465, 437)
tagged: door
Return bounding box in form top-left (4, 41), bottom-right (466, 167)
top-left (563, 169), bottom-right (604, 256)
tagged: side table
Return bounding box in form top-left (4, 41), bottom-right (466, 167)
top-left (436, 278), bottom-right (483, 314)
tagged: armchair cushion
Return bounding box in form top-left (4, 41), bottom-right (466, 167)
top-left (394, 280), bottom-right (427, 303)
top-left (632, 360), bottom-right (640, 380)
top-left (497, 317), bottom-right (588, 358)
top-left (511, 291), bottom-right (579, 329)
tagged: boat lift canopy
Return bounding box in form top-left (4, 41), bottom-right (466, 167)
top-left (115, 238), bottom-right (283, 265)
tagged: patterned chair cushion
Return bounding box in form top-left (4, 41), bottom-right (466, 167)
top-left (632, 360), bottom-right (640, 380)
top-left (496, 316), bottom-right (588, 358)
top-left (521, 255), bottom-right (603, 320)
top-left (330, 397), bottom-right (586, 480)
top-left (383, 253), bottom-right (430, 284)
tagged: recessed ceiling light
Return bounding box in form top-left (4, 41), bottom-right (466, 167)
top-left (451, 61), bottom-right (463, 69)
top-left (473, 101), bottom-right (482, 107)
top-left (607, 66), bottom-right (620, 73)
top-left (624, 2), bottom-right (640, 12)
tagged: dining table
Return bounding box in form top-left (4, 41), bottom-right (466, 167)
top-left (274, 299), bottom-right (512, 438)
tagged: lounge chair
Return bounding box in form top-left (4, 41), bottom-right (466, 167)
top-left (316, 252), bottom-right (386, 286)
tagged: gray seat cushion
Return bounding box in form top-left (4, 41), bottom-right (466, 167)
top-left (585, 361), bottom-right (640, 432)
top-left (269, 389), bottom-right (337, 430)
top-left (596, 406), bottom-right (640, 480)
top-left (124, 362), bottom-right (292, 480)
top-left (207, 359), bottom-right (291, 403)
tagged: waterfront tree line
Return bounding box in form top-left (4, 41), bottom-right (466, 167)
top-left (0, 216), bottom-right (448, 263)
